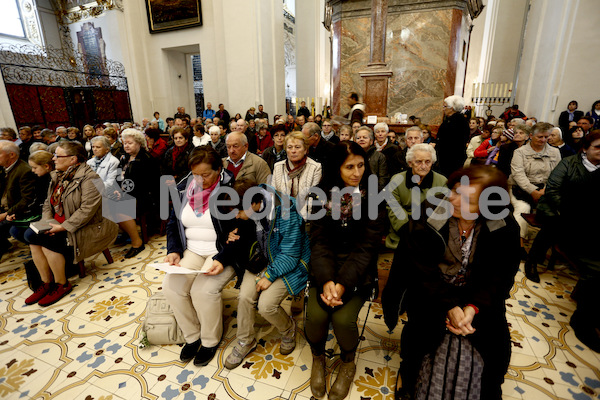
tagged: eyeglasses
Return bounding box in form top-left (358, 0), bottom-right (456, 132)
top-left (53, 154), bottom-right (73, 158)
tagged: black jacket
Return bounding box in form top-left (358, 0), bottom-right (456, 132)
top-left (119, 149), bottom-right (160, 211)
top-left (161, 142), bottom-right (195, 183)
top-left (262, 146), bottom-right (286, 171)
top-left (308, 138), bottom-right (334, 172)
top-left (382, 201), bottom-right (520, 332)
top-left (309, 192), bottom-right (384, 301)
top-left (558, 110), bottom-right (583, 132)
top-left (297, 106), bottom-right (311, 119)
top-left (436, 112), bottom-right (470, 177)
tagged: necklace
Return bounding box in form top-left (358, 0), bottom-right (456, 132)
top-left (458, 220), bottom-right (476, 244)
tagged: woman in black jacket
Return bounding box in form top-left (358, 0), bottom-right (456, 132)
top-left (533, 132), bottom-right (600, 352)
top-left (161, 128), bottom-right (195, 183)
top-left (435, 95), bottom-right (470, 177)
top-left (305, 141), bottom-right (384, 400)
top-left (113, 129), bottom-right (160, 258)
top-left (382, 165), bottom-right (521, 400)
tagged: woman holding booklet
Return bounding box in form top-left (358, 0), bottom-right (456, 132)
top-left (163, 146), bottom-right (247, 367)
top-left (24, 141), bottom-right (117, 307)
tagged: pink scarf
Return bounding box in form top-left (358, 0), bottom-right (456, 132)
top-left (187, 178), bottom-right (219, 216)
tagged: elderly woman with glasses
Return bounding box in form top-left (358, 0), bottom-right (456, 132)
top-left (24, 141), bottom-right (117, 307)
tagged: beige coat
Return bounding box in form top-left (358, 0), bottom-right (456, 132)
top-left (509, 143), bottom-right (561, 194)
top-left (271, 157), bottom-right (322, 219)
top-left (222, 151), bottom-right (271, 184)
top-left (43, 163), bottom-right (118, 263)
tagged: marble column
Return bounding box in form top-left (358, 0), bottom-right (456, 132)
top-left (359, 0), bottom-right (392, 117)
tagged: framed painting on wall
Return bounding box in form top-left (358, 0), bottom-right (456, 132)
top-left (145, 0), bottom-right (202, 34)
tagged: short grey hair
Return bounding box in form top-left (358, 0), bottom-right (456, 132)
top-left (511, 118), bottom-right (525, 126)
top-left (514, 124), bottom-right (532, 137)
top-left (226, 131), bottom-right (248, 146)
top-left (91, 135), bottom-right (111, 149)
top-left (444, 95), bottom-right (465, 112)
top-left (374, 122), bottom-right (389, 133)
top-left (532, 122), bottom-right (553, 136)
top-left (406, 143), bottom-right (437, 164)
top-left (121, 128), bottom-right (148, 151)
top-left (303, 122), bottom-right (321, 137)
top-left (405, 126), bottom-right (424, 138)
top-left (356, 126), bottom-right (374, 141)
top-left (0, 140), bottom-right (20, 156)
top-left (208, 125), bottom-right (221, 136)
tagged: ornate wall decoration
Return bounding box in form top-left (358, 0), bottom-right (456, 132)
top-left (0, 43), bottom-right (132, 127)
top-left (54, 0), bottom-right (124, 24)
top-left (0, 44), bottom-right (127, 90)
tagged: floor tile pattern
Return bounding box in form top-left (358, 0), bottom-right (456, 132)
top-left (0, 235), bottom-right (598, 400)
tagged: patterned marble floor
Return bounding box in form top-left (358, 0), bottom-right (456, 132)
top-left (0, 235), bottom-right (599, 400)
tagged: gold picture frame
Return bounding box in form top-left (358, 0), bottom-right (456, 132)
top-left (145, 0), bottom-right (203, 34)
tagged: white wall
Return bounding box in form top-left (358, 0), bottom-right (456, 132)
top-left (295, 0), bottom-right (331, 110)
top-left (464, 0), bottom-right (528, 117)
top-left (517, 0), bottom-right (600, 123)
top-left (118, 0), bottom-right (286, 121)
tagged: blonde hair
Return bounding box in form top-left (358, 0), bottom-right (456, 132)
top-left (28, 150), bottom-right (54, 169)
top-left (121, 128), bottom-right (148, 151)
top-left (284, 131), bottom-right (309, 150)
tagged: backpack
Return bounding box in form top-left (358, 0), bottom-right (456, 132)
top-left (140, 292), bottom-right (185, 347)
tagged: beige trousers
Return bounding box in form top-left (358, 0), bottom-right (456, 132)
top-left (162, 249), bottom-right (234, 347)
top-left (236, 269), bottom-right (292, 344)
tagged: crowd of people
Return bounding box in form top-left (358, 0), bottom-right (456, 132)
top-left (0, 94), bottom-right (598, 400)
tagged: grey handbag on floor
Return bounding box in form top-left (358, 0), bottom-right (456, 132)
top-left (141, 292), bottom-right (185, 346)
top-left (415, 333), bottom-right (484, 400)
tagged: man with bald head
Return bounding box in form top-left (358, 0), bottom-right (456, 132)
top-left (223, 132), bottom-right (270, 183)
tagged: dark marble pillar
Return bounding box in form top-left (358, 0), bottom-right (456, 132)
top-left (359, 0), bottom-right (392, 117)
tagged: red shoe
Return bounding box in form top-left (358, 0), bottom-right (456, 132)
top-left (25, 282), bottom-right (54, 305)
top-left (38, 282), bottom-right (73, 307)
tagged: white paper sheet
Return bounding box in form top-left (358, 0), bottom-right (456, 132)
top-left (150, 263), bottom-right (206, 274)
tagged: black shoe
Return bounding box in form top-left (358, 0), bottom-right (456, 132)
top-left (124, 245), bottom-right (145, 259)
top-left (570, 313), bottom-right (600, 353)
top-left (395, 388), bottom-right (412, 400)
top-left (524, 261), bottom-right (540, 283)
top-left (180, 339), bottom-right (202, 363)
top-left (194, 345), bottom-right (218, 367)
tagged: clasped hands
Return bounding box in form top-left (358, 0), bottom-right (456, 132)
top-left (446, 305), bottom-right (477, 336)
top-left (321, 281), bottom-right (345, 308)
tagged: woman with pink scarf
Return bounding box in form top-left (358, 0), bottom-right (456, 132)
top-left (162, 146), bottom-right (238, 367)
